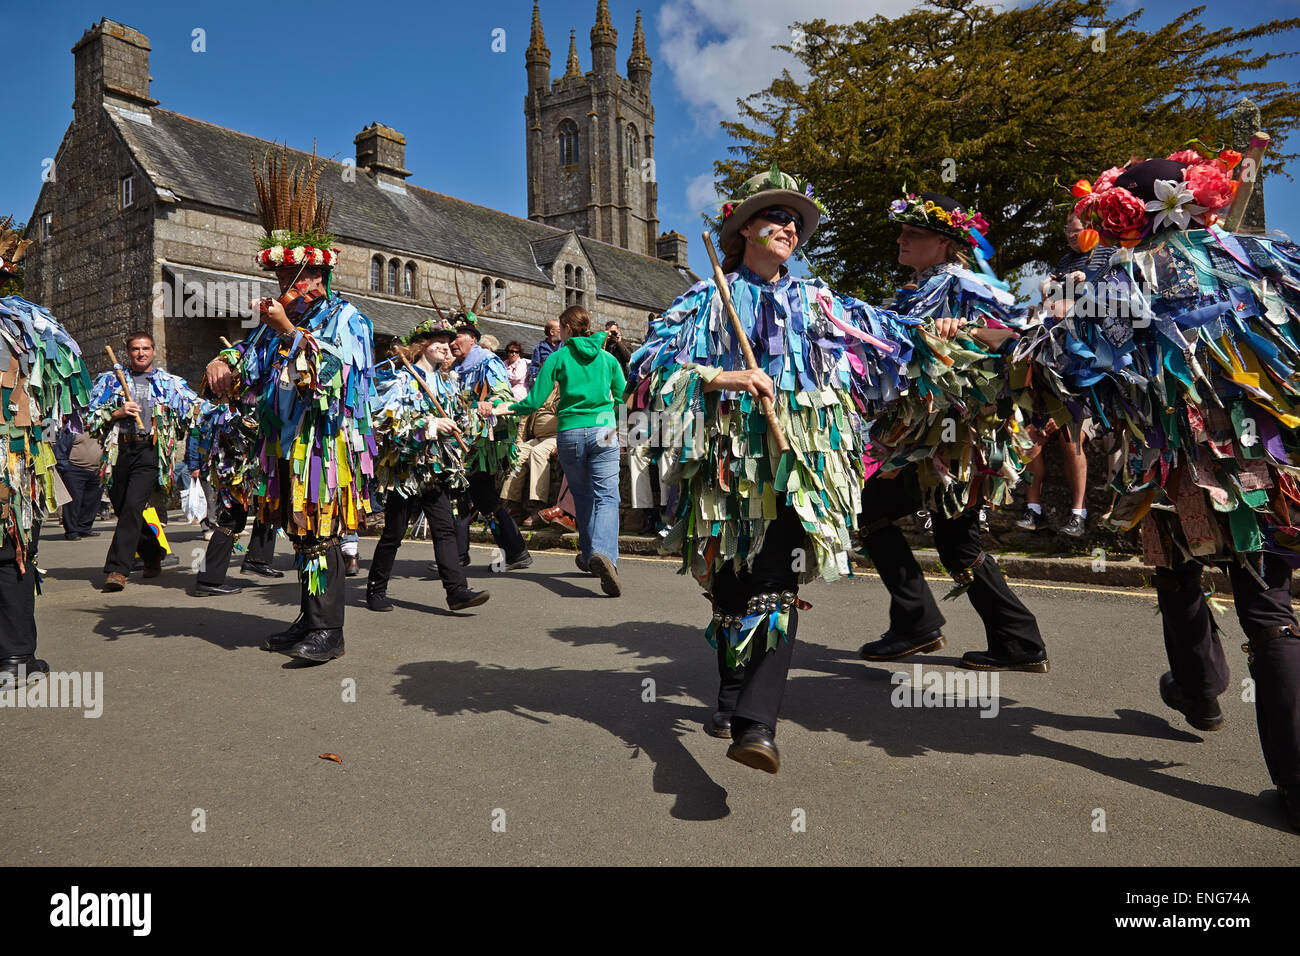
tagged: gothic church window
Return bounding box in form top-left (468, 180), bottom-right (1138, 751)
top-left (371, 255), bottom-right (383, 292)
top-left (387, 259), bottom-right (399, 295)
top-left (626, 127), bottom-right (639, 169)
top-left (494, 279), bottom-right (507, 313)
top-left (558, 120), bottom-right (579, 167)
top-left (565, 264), bottom-right (585, 307)
top-left (404, 262), bottom-right (416, 298)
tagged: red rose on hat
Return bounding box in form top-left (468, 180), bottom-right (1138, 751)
top-left (1093, 166), bottom-right (1125, 192)
top-left (1095, 186), bottom-right (1148, 236)
top-left (1167, 148), bottom-right (1206, 167)
top-left (1184, 162), bottom-right (1233, 212)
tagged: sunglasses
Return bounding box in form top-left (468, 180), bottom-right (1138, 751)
top-left (507, 349), bottom-right (521, 354)
top-left (755, 207), bottom-right (804, 233)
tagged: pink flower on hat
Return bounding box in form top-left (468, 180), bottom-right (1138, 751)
top-left (1184, 162), bottom-right (1233, 212)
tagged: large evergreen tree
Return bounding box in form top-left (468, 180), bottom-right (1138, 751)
top-left (715, 0), bottom-right (1300, 299)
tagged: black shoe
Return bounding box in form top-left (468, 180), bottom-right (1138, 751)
top-left (726, 723), bottom-right (780, 774)
top-left (1059, 513), bottom-right (1088, 538)
top-left (859, 629), bottom-right (945, 661)
top-left (638, 511), bottom-right (658, 536)
top-left (1015, 508), bottom-right (1048, 532)
top-left (367, 588), bottom-right (393, 612)
top-left (575, 555), bottom-right (590, 574)
top-left (958, 649), bottom-right (1050, 673)
top-left (1158, 671), bottom-right (1223, 731)
top-left (84, 530), bottom-right (100, 537)
top-left (588, 553), bottom-right (622, 597)
top-left (288, 628), bottom-right (345, 662)
top-left (195, 582), bottom-right (242, 596)
top-left (264, 615), bottom-right (309, 653)
top-left (1279, 786), bottom-right (1300, 833)
top-left (504, 550), bottom-right (533, 571)
top-left (0, 656), bottom-right (49, 688)
top-left (344, 555), bottom-right (359, 577)
top-left (706, 711), bottom-right (732, 739)
top-left (64, 532), bottom-right (82, 541)
top-left (241, 561), bottom-right (285, 579)
top-left (448, 587), bottom-right (490, 611)
top-left (460, 554), bottom-right (471, 567)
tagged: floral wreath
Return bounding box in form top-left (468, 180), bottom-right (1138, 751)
top-left (256, 228), bottom-right (339, 269)
top-left (719, 164), bottom-right (828, 223)
top-left (1070, 145), bottom-right (1242, 250)
top-left (401, 316), bottom-right (457, 345)
top-left (887, 191), bottom-right (990, 248)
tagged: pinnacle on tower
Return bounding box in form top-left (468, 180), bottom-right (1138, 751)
top-left (565, 29), bottom-right (582, 77)
top-left (627, 9), bottom-right (652, 90)
top-left (526, 1), bottom-right (551, 90)
top-left (591, 0), bottom-right (617, 48)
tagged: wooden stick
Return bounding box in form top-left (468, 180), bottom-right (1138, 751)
top-left (397, 352), bottom-right (470, 453)
top-left (1222, 132), bottom-right (1270, 234)
top-left (701, 232), bottom-right (790, 455)
top-left (218, 336), bottom-right (234, 350)
top-left (104, 345), bottom-right (146, 430)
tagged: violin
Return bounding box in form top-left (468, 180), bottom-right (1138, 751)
top-left (257, 282), bottom-right (326, 331)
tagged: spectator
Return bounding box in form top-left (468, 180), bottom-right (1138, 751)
top-left (1019, 214), bottom-right (1114, 537)
top-left (507, 305), bottom-right (625, 597)
top-left (503, 386), bottom-right (560, 527)
top-left (603, 320), bottom-right (632, 378)
top-left (527, 319), bottom-right (562, 387)
top-left (480, 334), bottom-right (500, 353)
top-left (503, 340), bottom-right (529, 401)
top-left (54, 429), bottom-right (103, 541)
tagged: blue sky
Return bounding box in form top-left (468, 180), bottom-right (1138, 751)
top-left (2, 0), bottom-right (1296, 281)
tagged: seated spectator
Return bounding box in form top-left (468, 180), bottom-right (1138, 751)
top-left (503, 386), bottom-right (561, 528)
top-left (527, 319), bottom-right (562, 387)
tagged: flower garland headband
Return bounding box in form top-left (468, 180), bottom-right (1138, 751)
top-left (887, 191), bottom-right (991, 249)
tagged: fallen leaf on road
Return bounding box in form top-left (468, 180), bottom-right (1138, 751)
top-left (318, 753), bottom-right (342, 764)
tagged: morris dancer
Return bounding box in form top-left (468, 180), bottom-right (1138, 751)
top-left (858, 192), bottom-right (1048, 673)
top-left (367, 316), bottom-right (488, 613)
top-left (0, 218), bottom-right (93, 685)
top-left (628, 165), bottom-right (912, 772)
top-left (1066, 145), bottom-right (1300, 831)
top-left (206, 146), bottom-right (376, 664)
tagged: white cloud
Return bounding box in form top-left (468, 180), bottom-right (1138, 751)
top-left (685, 170), bottom-right (721, 213)
top-left (655, 0), bottom-right (918, 123)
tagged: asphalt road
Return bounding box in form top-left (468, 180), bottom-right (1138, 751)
top-left (3, 518), bottom-right (1298, 866)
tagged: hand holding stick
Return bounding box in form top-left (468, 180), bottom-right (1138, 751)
top-left (397, 353), bottom-right (470, 453)
top-left (104, 345), bottom-right (145, 430)
top-left (702, 232), bottom-right (790, 455)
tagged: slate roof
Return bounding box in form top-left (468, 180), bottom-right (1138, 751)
top-left (112, 107), bottom-right (695, 312)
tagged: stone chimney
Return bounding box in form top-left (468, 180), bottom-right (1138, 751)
top-left (656, 231), bottom-right (688, 268)
top-left (71, 18), bottom-right (158, 122)
top-left (354, 123), bottom-right (412, 189)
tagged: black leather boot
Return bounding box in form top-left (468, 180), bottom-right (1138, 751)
top-left (366, 585), bottom-right (393, 612)
top-left (860, 629), bottom-right (945, 661)
top-left (727, 721), bottom-right (780, 774)
top-left (0, 656), bottom-right (49, 688)
top-left (288, 628), bottom-right (345, 663)
top-left (264, 615), bottom-right (309, 653)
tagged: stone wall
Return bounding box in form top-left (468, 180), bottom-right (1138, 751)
top-left (24, 105), bottom-right (157, 380)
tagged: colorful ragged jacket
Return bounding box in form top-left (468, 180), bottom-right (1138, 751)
top-left (87, 365), bottom-right (200, 493)
top-left (1054, 229), bottom-right (1300, 570)
top-left (627, 265), bottom-right (916, 593)
top-left (866, 262), bottom-right (1035, 518)
top-left (0, 295), bottom-right (93, 568)
top-left (452, 345), bottom-right (518, 474)
top-left (372, 359), bottom-right (468, 499)
top-left (213, 293), bottom-right (377, 541)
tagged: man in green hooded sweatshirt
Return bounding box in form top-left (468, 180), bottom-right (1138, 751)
top-left (505, 306), bottom-right (626, 597)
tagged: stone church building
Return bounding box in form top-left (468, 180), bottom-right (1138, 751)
top-left (24, 9), bottom-right (695, 381)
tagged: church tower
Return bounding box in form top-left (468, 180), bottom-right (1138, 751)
top-left (525, 2), bottom-right (660, 257)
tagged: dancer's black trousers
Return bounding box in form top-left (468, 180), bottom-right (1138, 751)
top-left (197, 500), bottom-right (277, 586)
top-left (369, 487), bottom-right (468, 597)
top-left (454, 470), bottom-right (527, 562)
top-left (1158, 554), bottom-right (1300, 787)
top-left (859, 465), bottom-right (1044, 657)
top-left (104, 440), bottom-right (165, 576)
top-left (712, 502), bottom-right (804, 734)
top-left (0, 530), bottom-right (39, 659)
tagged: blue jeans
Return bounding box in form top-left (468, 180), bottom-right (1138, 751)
top-left (556, 426), bottom-right (621, 566)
